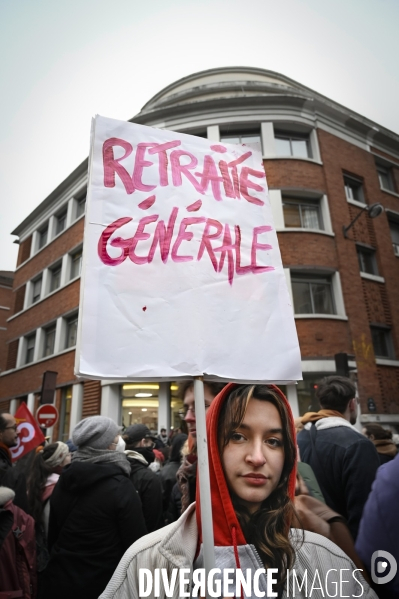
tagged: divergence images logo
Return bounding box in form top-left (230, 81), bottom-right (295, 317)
top-left (371, 550), bottom-right (397, 585)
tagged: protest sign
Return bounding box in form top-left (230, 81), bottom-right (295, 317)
top-left (11, 402), bottom-right (46, 462)
top-left (75, 115), bottom-right (301, 383)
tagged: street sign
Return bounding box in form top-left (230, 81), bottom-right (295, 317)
top-left (36, 404), bottom-right (59, 428)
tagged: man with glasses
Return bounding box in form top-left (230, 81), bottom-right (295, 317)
top-left (176, 381), bottom-right (227, 514)
top-left (122, 424), bottom-right (164, 532)
top-left (0, 413), bottom-right (28, 510)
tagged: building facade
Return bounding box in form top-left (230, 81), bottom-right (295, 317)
top-left (1, 67), bottom-right (399, 437)
top-left (0, 270), bottom-right (14, 378)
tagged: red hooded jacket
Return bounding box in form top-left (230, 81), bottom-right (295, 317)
top-left (196, 383), bottom-right (297, 552)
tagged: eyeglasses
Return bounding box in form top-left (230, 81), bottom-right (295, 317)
top-left (4, 425), bottom-right (17, 431)
top-left (180, 403), bottom-right (212, 417)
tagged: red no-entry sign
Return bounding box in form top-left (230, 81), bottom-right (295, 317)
top-left (36, 404), bottom-right (59, 428)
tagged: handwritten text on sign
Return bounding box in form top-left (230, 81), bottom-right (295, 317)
top-left (98, 139), bottom-right (273, 285)
top-left (76, 116), bottom-right (301, 382)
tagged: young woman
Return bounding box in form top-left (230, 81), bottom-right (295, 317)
top-left (100, 384), bottom-right (377, 599)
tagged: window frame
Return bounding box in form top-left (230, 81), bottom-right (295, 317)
top-left (343, 175), bottom-right (365, 204)
top-left (282, 196), bottom-right (323, 231)
top-left (55, 210), bottom-right (67, 236)
top-left (388, 218), bottom-right (399, 257)
top-left (370, 325), bottom-right (395, 360)
top-left (274, 131), bottom-right (312, 159)
top-left (38, 226), bottom-right (48, 250)
top-left (25, 333), bottom-right (36, 364)
top-left (377, 165), bottom-right (395, 192)
top-left (65, 313), bottom-right (78, 349)
top-left (59, 386), bottom-right (72, 442)
top-left (356, 245), bottom-right (379, 276)
top-left (31, 276), bottom-right (42, 304)
top-left (49, 263), bottom-right (62, 293)
top-left (75, 196), bottom-right (86, 219)
top-left (220, 130), bottom-right (262, 150)
top-left (291, 274), bottom-right (336, 316)
top-left (70, 248), bottom-right (82, 280)
top-left (42, 324), bottom-right (56, 358)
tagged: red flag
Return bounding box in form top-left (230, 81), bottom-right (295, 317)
top-left (10, 403), bottom-right (46, 462)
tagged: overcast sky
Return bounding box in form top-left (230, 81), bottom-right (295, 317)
top-left (1, 0), bottom-right (398, 271)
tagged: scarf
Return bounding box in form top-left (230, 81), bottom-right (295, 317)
top-left (301, 409), bottom-right (345, 425)
top-left (72, 446), bottom-right (131, 476)
top-left (373, 438), bottom-right (398, 457)
top-left (0, 442), bottom-right (11, 464)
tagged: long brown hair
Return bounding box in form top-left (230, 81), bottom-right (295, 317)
top-left (218, 385), bottom-right (298, 587)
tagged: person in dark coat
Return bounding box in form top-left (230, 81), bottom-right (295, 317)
top-left (362, 423), bottom-right (397, 465)
top-left (160, 433), bottom-right (187, 515)
top-left (40, 416), bottom-right (147, 599)
top-left (0, 412), bottom-right (29, 511)
top-left (297, 376), bottom-right (380, 540)
top-left (0, 486), bottom-right (37, 599)
top-left (122, 424), bottom-right (164, 532)
top-left (356, 453), bottom-right (399, 599)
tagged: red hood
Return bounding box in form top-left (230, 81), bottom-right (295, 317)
top-left (196, 383), bottom-right (297, 547)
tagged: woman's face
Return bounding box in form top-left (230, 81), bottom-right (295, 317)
top-left (222, 398), bottom-right (285, 514)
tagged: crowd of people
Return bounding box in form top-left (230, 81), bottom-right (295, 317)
top-left (0, 376), bottom-right (397, 598)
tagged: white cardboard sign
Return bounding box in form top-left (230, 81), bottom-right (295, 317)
top-left (75, 115), bottom-right (301, 383)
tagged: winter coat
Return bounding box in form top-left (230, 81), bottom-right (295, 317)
top-left (164, 482), bottom-right (181, 524)
top-left (100, 384), bottom-right (377, 599)
top-left (99, 503), bottom-right (376, 599)
top-left (356, 453), bottom-right (399, 599)
top-left (39, 461), bottom-right (147, 599)
top-left (160, 461), bottom-right (180, 513)
top-left (0, 487), bottom-right (37, 599)
top-left (297, 418), bottom-right (380, 540)
top-left (160, 433), bottom-right (187, 514)
top-left (0, 444), bottom-right (29, 512)
top-left (372, 438), bottom-right (397, 465)
top-left (125, 449), bottom-right (164, 532)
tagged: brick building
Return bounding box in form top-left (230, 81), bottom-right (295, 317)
top-left (0, 271), bottom-right (14, 379)
top-left (1, 67), bottom-right (399, 437)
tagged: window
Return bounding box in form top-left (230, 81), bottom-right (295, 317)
top-left (275, 132), bottom-right (311, 159)
top-left (389, 220), bottom-right (399, 256)
top-left (32, 277), bottom-right (42, 304)
top-left (25, 334), bottom-right (36, 364)
top-left (65, 314), bottom-right (78, 348)
top-left (370, 325), bottom-right (395, 359)
top-left (282, 197), bottom-right (322, 230)
top-left (343, 175), bottom-right (365, 204)
top-left (76, 196), bottom-right (86, 219)
top-left (38, 226), bottom-right (48, 249)
top-left (377, 165), bottom-right (395, 192)
top-left (59, 386), bottom-right (72, 441)
top-left (357, 246), bottom-right (379, 276)
top-left (49, 265), bottom-right (62, 292)
top-left (220, 132), bottom-right (261, 148)
top-left (43, 325), bottom-right (56, 357)
top-left (56, 211), bottom-right (67, 235)
top-left (70, 249), bottom-right (82, 279)
top-left (292, 274), bottom-right (335, 315)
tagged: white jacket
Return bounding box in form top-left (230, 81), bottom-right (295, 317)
top-left (100, 503), bottom-right (377, 599)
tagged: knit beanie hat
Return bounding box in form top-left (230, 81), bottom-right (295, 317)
top-left (42, 441), bottom-right (70, 468)
top-left (72, 416), bottom-right (121, 450)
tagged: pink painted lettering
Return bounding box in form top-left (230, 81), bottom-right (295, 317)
top-left (171, 217), bottom-right (206, 262)
top-left (103, 138), bottom-right (134, 194)
top-left (98, 217), bottom-right (133, 265)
